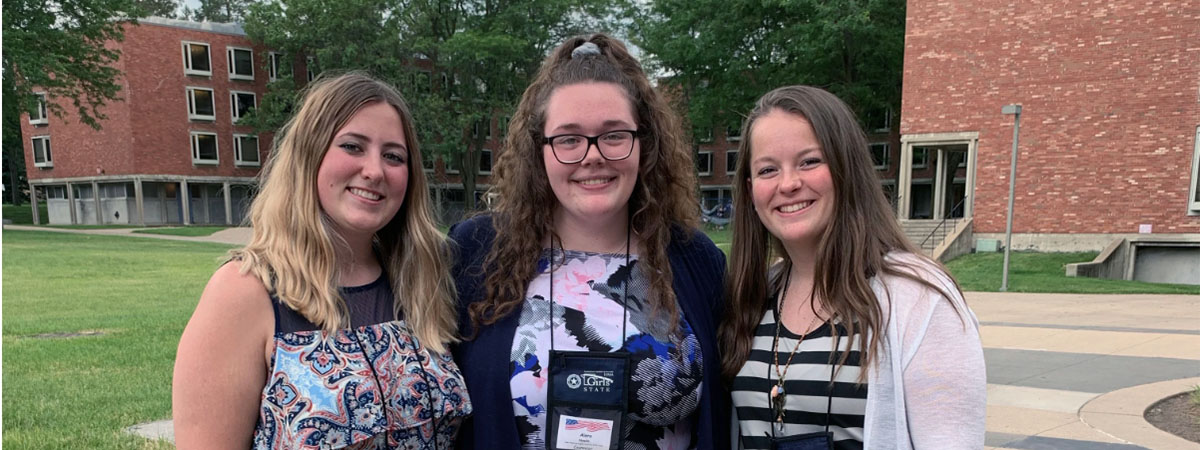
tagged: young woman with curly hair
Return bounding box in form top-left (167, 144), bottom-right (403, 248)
top-left (173, 73), bottom-right (470, 449)
top-left (449, 34), bottom-right (729, 450)
top-left (722, 86), bottom-right (985, 449)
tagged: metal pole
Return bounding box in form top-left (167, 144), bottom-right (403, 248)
top-left (1001, 104), bottom-right (1022, 291)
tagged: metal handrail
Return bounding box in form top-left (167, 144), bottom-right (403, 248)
top-left (918, 198), bottom-right (967, 253)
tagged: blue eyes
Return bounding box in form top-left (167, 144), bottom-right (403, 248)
top-left (339, 142), bottom-right (407, 165)
top-left (754, 157), bottom-right (823, 177)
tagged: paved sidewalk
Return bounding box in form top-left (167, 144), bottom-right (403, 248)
top-left (2, 224), bottom-right (251, 245)
top-left (970, 292), bottom-right (1200, 450)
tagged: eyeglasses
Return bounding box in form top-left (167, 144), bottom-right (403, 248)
top-left (543, 130), bottom-right (638, 164)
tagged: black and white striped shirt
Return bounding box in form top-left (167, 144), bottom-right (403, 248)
top-left (730, 308), bottom-right (868, 450)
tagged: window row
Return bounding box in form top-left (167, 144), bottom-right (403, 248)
top-left (183, 41), bottom-right (317, 83)
top-left (694, 149), bottom-right (740, 177)
top-left (190, 132), bottom-right (261, 167)
top-left (187, 87), bottom-right (257, 123)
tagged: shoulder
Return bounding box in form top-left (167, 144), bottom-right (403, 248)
top-left (202, 260), bottom-right (273, 314)
top-left (448, 214), bottom-right (496, 253)
top-left (667, 225), bottom-right (725, 266)
top-left (873, 252), bottom-right (974, 333)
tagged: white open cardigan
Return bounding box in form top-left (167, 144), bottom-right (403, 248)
top-left (734, 253), bottom-right (987, 449)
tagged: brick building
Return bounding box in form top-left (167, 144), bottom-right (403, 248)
top-left (20, 17), bottom-right (293, 225)
top-left (900, 0), bottom-right (1200, 254)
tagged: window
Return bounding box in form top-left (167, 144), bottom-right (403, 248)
top-left (227, 47), bottom-right (254, 80)
top-left (499, 116), bottom-right (510, 138)
top-left (187, 87), bottom-right (215, 121)
top-left (866, 108), bottom-right (892, 133)
top-left (726, 122), bottom-right (742, 142)
top-left (29, 93), bottom-right (48, 125)
top-left (422, 152), bottom-right (435, 173)
top-left (234, 134), bottom-right (260, 166)
top-left (870, 143), bottom-right (890, 170)
top-left (306, 56), bottom-right (316, 82)
top-left (696, 126), bottom-right (714, 143)
top-left (912, 147), bottom-right (929, 169)
top-left (473, 119), bottom-right (486, 138)
top-left (230, 91), bottom-right (256, 122)
top-left (1189, 126), bottom-right (1200, 213)
top-left (268, 52), bottom-right (282, 81)
top-left (191, 132), bottom-right (218, 164)
top-left (479, 148), bottom-right (493, 174)
top-left (182, 41), bottom-right (212, 76)
top-left (31, 136), bottom-right (52, 168)
top-left (697, 150), bottom-right (712, 176)
top-left (46, 185), bottom-right (66, 199)
top-left (726, 149), bottom-right (738, 175)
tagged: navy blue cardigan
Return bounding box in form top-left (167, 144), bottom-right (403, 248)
top-left (449, 215), bottom-right (730, 450)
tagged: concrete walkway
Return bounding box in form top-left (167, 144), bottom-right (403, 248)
top-left (2, 224), bottom-right (251, 245)
top-left (6, 225), bottom-right (1197, 448)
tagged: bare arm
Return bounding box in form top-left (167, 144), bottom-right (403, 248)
top-left (172, 262), bottom-right (273, 449)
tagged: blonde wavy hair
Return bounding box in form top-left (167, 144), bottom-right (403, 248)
top-left (231, 72), bottom-right (458, 353)
top-left (469, 33), bottom-right (699, 332)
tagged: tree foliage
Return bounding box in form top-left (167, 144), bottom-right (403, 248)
top-left (183, 0), bottom-right (252, 23)
top-left (2, 0), bottom-right (141, 203)
top-left (243, 0), bottom-right (621, 211)
top-left (132, 0), bottom-right (181, 17)
top-left (633, 0), bottom-right (905, 134)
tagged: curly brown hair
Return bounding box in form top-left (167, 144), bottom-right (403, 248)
top-left (468, 33), bottom-right (699, 332)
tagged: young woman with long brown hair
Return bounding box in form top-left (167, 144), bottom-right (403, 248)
top-left (449, 34), bottom-right (729, 450)
top-left (721, 86), bottom-right (985, 449)
top-left (173, 73), bottom-right (470, 449)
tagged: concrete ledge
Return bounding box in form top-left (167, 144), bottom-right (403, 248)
top-left (125, 419), bottom-right (174, 443)
top-left (1079, 377), bottom-right (1200, 450)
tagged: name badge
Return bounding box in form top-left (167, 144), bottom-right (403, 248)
top-left (554, 414), bottom-right (614, 450)
top-left (547, 350), bottom-right (630, 450)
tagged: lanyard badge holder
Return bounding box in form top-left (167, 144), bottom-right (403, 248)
top-left (545, 227), bottom-right (632, 450)
top-left (767, 279), bottom-right (835, 450)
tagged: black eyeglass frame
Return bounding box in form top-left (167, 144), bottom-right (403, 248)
top-left (542, 129), bottom-right (640, 164)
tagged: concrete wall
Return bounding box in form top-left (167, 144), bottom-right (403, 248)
top-left (975, 233), bottom-right (1200, 253)
top-left (1133, 245), bottom-right (1200, 286)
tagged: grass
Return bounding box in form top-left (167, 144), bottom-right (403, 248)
top-left (1191, 385), bottom-right (1200, 407)
top-left (2, 230), bottom-right (234, 449)
top-left (945, 251), bottom-right (1200, 294)
top-left (703, 225), bottom-right (732, 254)
top-left (44, 224), bottom-right (145, 230)
top-left (2, 203), bottom-right (48, 225)
top-left (133, 226), bottom-right (229, 237)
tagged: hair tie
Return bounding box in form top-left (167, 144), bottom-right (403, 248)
top-left (572, 42), bottom-right (601, 59)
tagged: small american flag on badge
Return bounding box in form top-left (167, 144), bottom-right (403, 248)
top-left (564, 418), bottom-right (611, 432)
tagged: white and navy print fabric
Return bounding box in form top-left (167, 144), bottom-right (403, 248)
top-left (510, 249), bottom-right (704, 450)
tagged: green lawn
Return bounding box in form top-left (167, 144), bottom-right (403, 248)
top-left (945, 251), bottom-right (1200, 294)
top-left (2, 231), bottom-right (233, 449)
top-left (2, 203), bottom-right (48, 225)
top-left (133, 226), bottom-right (229, 237)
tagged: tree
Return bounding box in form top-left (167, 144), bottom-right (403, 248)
top-left (184, 0), bottom-right (252, 23)
top-left (132, 0), bottom-right (180, 17)
top-left (633, 0), bottom-right (906, 135)
top-left (243, 0), bottom-right (621, 212)
top-left (2, 0), bottom-right (140, 204)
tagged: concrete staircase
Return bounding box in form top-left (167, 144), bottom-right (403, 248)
top-left (900, 219), bottom-right (960, 255)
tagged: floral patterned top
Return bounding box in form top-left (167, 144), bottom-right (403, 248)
top-left (510, 249), bottom-right (704, 450)
top-left (253, 275), bottom-right (472, 449)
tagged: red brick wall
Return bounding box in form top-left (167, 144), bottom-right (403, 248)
top-left (22, 20), bottom-right (274, 180)
top-left (902, 0), bottom-right (1200, 234)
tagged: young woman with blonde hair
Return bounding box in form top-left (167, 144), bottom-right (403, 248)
top-left (450, 34), bottom-right (729, 450)
top-left (173, 72), bottom-right (470, 449)
top-left (722, 86), bottom-right (985, 449)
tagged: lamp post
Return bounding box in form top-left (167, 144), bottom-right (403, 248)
top-left (1000, 104), bottom-right (1022, 291)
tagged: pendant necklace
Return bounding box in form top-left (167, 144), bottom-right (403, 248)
top-left (770, 269), bottom-right (823, 433)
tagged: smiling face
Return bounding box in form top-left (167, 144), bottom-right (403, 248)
top-left (747, 109), bottom-right (836, 255)
top-left (316, 101), bottom-right (410, 241)
top-left (542, 82), bottom-right (641, 230)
